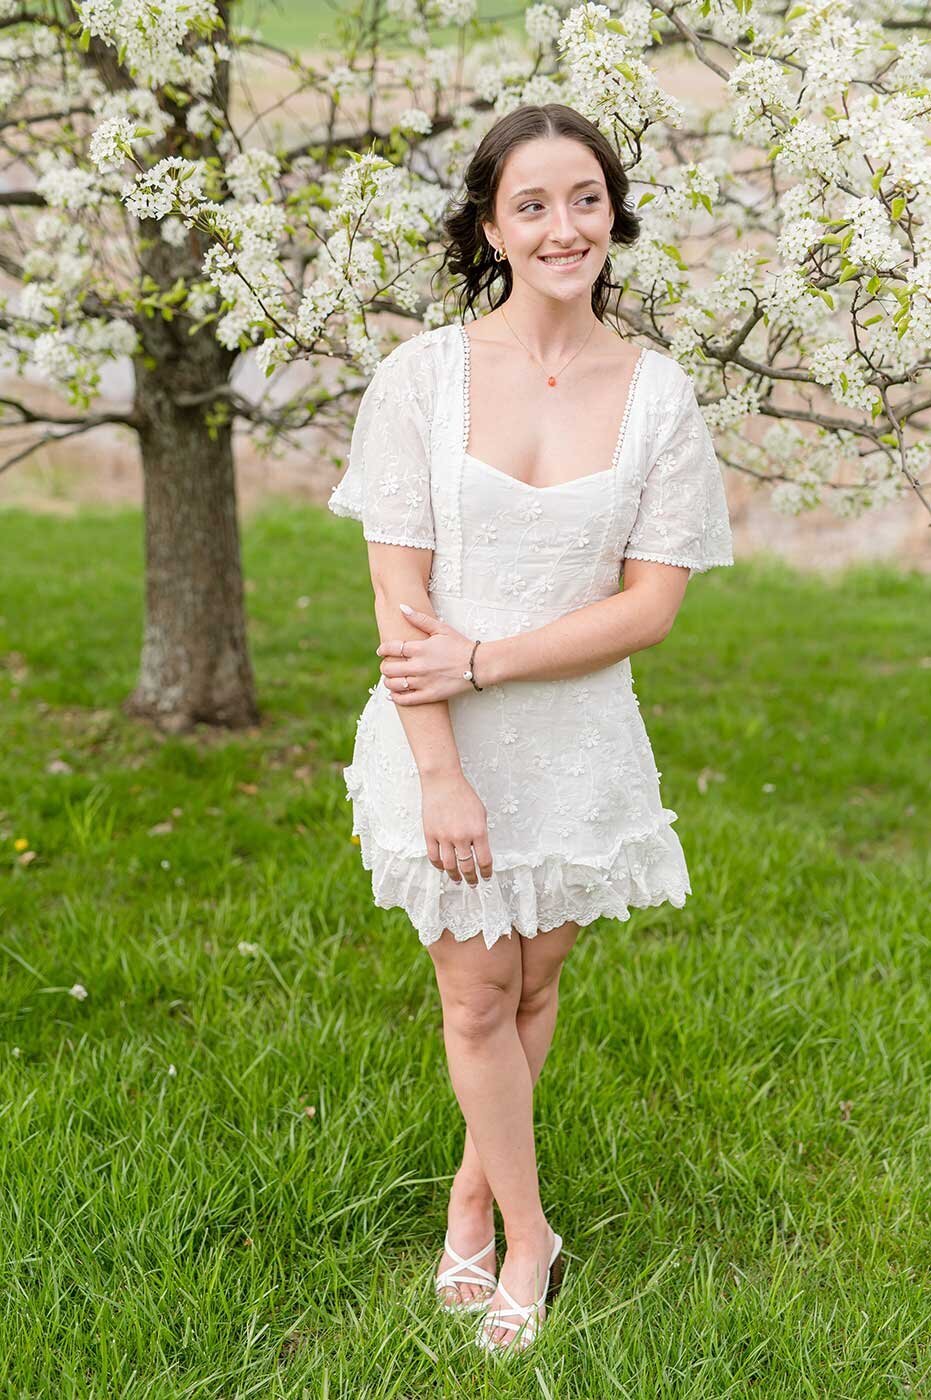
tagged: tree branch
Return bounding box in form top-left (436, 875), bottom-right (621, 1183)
top-left (0, 190), bottom-right (45, 207)
top-left (0, 411), bottom-right (139, 475)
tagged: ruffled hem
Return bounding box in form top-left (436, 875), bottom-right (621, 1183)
top-left (341, 763), bottom-right (691, 951)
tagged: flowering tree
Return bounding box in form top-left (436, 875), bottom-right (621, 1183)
top-left (2, 0), bottom-right (929, 729)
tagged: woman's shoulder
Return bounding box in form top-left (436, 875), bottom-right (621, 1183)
top-left (373, 322), bottom-right (458, 376)
top-left (641, 344), bottom-right (692, 389)
top-left (364, 324), bottom-right (458, 421)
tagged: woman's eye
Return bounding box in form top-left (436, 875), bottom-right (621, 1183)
top-left (519, 195), bottom-right (601, 213)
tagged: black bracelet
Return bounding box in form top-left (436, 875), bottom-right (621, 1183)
top-left (463, 638), bottom-right (484, 691)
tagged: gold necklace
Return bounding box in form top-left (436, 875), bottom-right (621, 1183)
top-left (500, 307), bottom-right (598, 387)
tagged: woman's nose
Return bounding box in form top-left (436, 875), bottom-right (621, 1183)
top-left (548, 208), bottom-right (579, 240)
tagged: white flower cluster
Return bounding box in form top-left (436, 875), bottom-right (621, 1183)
top-left (525, 3), bottom-right (561, 45)
top-left (558, 3), bottom-right (683, 131)
top-left (225, 148), bottom-right (281, 201)
top-left (841, 91), bottom-right (929, 200)
top-left (75, 0), bottom-right (221, 92)
top-left (200, 203), bottom-right (288, 349)
top-left (186, 101), bottom-right (222, 138)
top-left (88, 117), bottom-right (137, 173)
top-left (777, 214), bottom-right (823, 267)
top-left (35, 157), bottom-right (102, 211)
top-left (787, 0), bottom-right (879, 106)
top-left (397, 107), bottom-right (433, 136)
top-left (903, 260), bottom-right (931, 358)
top-left (122, 156), bottom-right (210, 221)
top-left (160, 216), bottom-right (189, 248)
top-left (808, 338), bottom-right (880, 413)
top-left (294, 282), bottom-right (348, 345)
top-left (702, 382), bottom-right (762, 432)
top-left (423, 46), bottom-right (457, 85)
top-left (727, 57), bottom-right (795, 141)
top-left (22, 215), bottom-right (93, 296)
top-left (843, 196), bottom-right (905, 273)
top-left (776, 118), bottom-right (844, 182)
top-left (30, 317), bottom-right (138, 400)
top-left (185, 282), bottom-right (218, 322)
top-left (759, 267), bottom-right (825, 336)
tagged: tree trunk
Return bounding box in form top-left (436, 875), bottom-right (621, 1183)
top-left (125, 326), bottom-right (259, 732)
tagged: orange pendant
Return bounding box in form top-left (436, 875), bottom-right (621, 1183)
top-left (547, 375), bottom-right (557, 386)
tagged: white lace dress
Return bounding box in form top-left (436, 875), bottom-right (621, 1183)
top-left (327, 321), bottom-right (734, 950)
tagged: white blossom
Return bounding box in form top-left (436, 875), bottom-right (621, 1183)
top-left (525, 3), bottom-right (561, 45)
top-left (89, 116), bottom-right (137, 173)
top-left (225, 148), bottom-right (281, 201)
top-left (397, 107), bottom-right (433, 136)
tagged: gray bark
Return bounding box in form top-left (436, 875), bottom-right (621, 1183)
top-left (125, 237), bottom-right (258, 731)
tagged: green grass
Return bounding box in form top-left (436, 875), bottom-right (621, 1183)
top-left (238, 0), bottom-right (524, 52)
top-left (1, 502), bottom-right (930, 1396)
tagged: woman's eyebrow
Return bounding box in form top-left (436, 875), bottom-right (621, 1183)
top-left (509, 178), bottom-right (602, 201)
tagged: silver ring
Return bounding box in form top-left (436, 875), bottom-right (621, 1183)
top-left (402, 676), bottom-right (410, 690)
top-left (400, 639), bottom-right (406, 657)
top-left (454, 848), bottom-right (474, 863)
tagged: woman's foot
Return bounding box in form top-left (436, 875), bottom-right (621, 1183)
top-left (435, 1173), bottom-right (497, 1308)
top-left (478, 1220), bottom-right (558, 1349)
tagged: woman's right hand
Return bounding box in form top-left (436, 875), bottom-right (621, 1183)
top-left (420, 770), bottom-right (493, 886)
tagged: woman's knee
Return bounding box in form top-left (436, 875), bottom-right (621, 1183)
top-left (443, 980), bottom-right (520, 1042)
top-left (429, 929), bottom-right (523, 1041)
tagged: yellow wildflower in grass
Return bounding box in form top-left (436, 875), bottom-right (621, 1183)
top-left (350, 834), bottom-right (361, 845)
top-left (13, 837), bottom-right (28, 851)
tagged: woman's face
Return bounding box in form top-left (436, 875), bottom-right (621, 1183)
top-left (482, 135), bottom-right (614, 301)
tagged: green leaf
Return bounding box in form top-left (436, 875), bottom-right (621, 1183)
top-left (890, 195), bottom-right (906, 221)
top-left (78, 27), bottom-right (91, 51)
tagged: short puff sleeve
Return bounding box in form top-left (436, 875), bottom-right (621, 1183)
top-left (623, 367), bottom-right (734, 580)
top-left (327, 342), bottom-right (436, 550)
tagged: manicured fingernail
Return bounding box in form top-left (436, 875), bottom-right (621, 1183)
top-left (399, 602), bottom-right (412, 614)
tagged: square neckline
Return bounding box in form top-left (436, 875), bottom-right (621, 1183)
top-left (457, 321), bottom-right (649, 493)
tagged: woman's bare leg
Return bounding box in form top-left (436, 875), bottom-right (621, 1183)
top-left (454, 919), bottom-right (579, 1192)
top-left (432, 920), bottom-right (579, 1320)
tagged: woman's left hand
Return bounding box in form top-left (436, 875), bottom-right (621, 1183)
top-left (376, 606), bottom-right (477, 704)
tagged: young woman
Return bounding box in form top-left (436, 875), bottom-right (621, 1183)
top-left (328, 102), bottom-right (734, 1355)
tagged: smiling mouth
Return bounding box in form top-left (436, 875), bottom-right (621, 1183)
top-left (538, 249), bottom-right (589, 267)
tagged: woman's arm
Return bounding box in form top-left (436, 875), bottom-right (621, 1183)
top-left (368, 543), bottom-right (494, 884)
top-left (378, 560), bottom-right (690, 702)
top-left (478, 560), bottom-right (690, 685)
top-left (368, 542), bottom-right (463, 777)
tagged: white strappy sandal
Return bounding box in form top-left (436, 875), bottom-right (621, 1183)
top-left (475, 1230), bottom-right (564, 1353)
top-left (434, 1229), bottom-right (498, 1313)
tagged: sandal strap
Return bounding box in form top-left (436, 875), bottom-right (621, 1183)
top-left (480, 1301), bottom-right (541, 1337)
top-left (436, 1232), bottom-right (497, 1289)
top-left (436, 1267), bottom-right (497, 1288)
top-left (496, 1278), bottom-right (548, 1316)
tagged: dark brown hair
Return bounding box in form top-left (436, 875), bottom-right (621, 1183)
top-left (435, 103), bottom-right (640, 325)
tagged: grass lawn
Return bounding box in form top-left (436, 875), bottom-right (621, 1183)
top-left (1, 501), bottom-right (930, 1396)
top-left (238, 0), bottom-right (523, 52)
